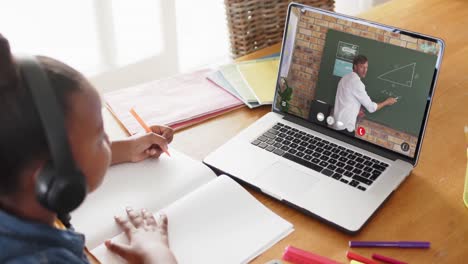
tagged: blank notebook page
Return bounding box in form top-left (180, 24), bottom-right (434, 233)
top-left (71, 148), bottom-right (216, 249)
top-left (92, 175), bottom-right (294, 264)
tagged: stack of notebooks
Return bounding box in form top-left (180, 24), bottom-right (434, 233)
top-left (105, 69), bottom-right (244, 135)
top-left (208, 56), bottom-right (280, 108)
top-left (104, 56), bottom-right (280, 135)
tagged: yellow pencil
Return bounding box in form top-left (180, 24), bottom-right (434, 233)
top-left (130, 107), bottom-right (171, 157)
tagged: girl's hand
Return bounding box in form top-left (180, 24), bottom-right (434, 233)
top-left (105, 207), bottom-right (177, 264)
top-left (111, 125), bottom-right (174, 164)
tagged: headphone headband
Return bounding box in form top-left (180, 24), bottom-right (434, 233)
top-left (17, 56), bottom-right (77, 175)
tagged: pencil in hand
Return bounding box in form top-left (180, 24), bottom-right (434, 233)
top-left (130, 107), bottom-right (171, 157)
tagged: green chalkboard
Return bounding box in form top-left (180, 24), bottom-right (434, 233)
top-left (315, 29), bottom-right (438, 135)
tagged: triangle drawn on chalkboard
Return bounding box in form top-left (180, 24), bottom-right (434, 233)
top-left (377, 63), bottom-right (416, 88)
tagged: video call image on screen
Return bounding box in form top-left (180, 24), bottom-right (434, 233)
top-left (275, 6), bottom-right (440, 158)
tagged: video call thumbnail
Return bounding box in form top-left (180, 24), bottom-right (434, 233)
top-left (275, 6), bottom-right (440, 158)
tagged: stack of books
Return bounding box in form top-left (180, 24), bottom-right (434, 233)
top-left (207, 56), bottom-right (280, 108)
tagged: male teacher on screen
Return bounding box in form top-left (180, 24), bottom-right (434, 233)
top-left (332, 55), bottom-right (397, 136)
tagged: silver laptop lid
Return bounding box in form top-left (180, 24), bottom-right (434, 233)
top-left (273, 3), bottom-right (444, 165)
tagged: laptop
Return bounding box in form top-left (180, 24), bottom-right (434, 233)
top-left (204, 3), bottom-right (444, 233)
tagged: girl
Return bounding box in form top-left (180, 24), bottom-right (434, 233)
top-left (0, 34), bottom-right (177, 263)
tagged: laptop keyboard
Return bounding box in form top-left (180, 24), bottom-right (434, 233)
top-left (251, 122), bottom-right (389, 191)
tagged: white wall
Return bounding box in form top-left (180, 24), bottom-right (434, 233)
top-left (1, 0), bottom-right (390, 93)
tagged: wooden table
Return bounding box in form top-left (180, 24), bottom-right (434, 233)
top-left (104, 0), bottom-right (468, 262)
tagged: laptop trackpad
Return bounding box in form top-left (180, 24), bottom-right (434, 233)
top-left (256, 161), bottom-right (320, 198)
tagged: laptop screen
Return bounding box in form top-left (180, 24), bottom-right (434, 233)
top-left (274, 4), bottom-right (444, 160)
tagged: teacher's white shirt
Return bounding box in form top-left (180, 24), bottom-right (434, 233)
top-left (332, 72), bottom-right (377, 132)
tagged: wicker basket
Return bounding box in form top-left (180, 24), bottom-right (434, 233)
top-left (225, 0), bottom-right (334, 58)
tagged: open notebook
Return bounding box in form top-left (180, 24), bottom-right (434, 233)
top-left (71, 149), bottom-right (293, 264)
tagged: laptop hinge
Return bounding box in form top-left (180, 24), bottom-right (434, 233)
top-left (282, 114), bottom-right (414, 164)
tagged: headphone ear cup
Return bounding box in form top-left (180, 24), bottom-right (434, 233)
top-left (36, 162), bottom-right (87, 214)
top-left (35, 161), bottom-right (55, 209)
top-left (47, 172), bottom-right (87, 214)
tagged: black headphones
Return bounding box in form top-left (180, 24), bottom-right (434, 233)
top-left (17, 56), bottom-right (87, 219)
